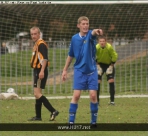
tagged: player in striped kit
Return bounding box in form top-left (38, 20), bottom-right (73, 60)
top-left (28, 26), bottom-right (59, 121)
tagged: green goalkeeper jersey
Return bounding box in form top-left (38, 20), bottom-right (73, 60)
top-left (96, 43), bottom-right (118, 65)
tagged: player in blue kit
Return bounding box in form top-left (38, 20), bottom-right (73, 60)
top-left (62, 16), bottom-right (103, 126)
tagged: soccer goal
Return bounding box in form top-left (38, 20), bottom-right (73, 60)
top-left (0, 1), bottom-right (147, 95)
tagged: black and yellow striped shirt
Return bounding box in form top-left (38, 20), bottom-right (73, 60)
top-left (30, 39), bottom-right (48, 69)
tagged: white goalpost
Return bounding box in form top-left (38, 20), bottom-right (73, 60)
top-left (0, 1), bottom-right (147, 95)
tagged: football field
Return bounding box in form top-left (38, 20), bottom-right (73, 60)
top-left (1, 96), bottom-right (148, 136)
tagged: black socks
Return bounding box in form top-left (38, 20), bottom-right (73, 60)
top-left (109, 82), bottom-right (115, 102)
top-left (35, 98), bottom-right (42, 118)
top-left (35, 95), bottom-right (56, 118)
top-left (97, 82), bottom-right (115, 103)
top-left (97, 84), bottom-right (100, 103)
top-left (40, 95), bottom-right (55, 113)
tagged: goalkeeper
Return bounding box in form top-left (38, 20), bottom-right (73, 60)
top-left (96, 36), bottom-right (118, 105)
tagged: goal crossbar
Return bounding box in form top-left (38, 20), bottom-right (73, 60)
top-left (1, 1), bottom-right (148, 5)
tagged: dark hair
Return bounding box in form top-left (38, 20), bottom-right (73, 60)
top-left (97, 35), bottom-right (107, 41)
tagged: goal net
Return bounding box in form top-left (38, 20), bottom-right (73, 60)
top-left (0, 1), bottom-right (147, 95)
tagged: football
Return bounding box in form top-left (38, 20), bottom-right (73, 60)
top-left (7, 88), bottom-right (15, 93)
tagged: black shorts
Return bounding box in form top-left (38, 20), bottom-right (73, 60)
top-left (98, 63), bottom-right (115, 81)
top-left (33, 68), bottom-right (48, 89)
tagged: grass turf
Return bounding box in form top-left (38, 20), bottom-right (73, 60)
top-left (1, 97), bottom-right (148, 136)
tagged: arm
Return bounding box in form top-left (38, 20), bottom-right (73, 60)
top-left (96, 44), bottom-right (99, 63)
top-left (96, 44), bottom-right (103, 75)
top-left (91, 29), bottom-right (103, 36)
top-left (62, 56), bottom-right (73, 81)
top-left (38, 43), bottom-right (48, 79)
top-left (106, 47), bottom-right (118, 75)
top-left (110, 47), bottom-right (118, 65)
top-left (39, 60), bottom-right (48, 79)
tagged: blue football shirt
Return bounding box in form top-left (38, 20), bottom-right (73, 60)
top-left (68, 30), bottom-right (97, 74)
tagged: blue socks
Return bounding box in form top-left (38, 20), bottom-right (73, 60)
top-left (90, 102), bottom-right (98, 124)
top-left (69, 102), bottom-right (98, 124)
top-left (69, 103), bottom-right (78, 123)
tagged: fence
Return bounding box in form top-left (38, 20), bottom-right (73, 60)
top-left (0, 40), bottom-right (147, 95)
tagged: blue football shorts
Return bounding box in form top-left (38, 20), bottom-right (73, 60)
top-left (73, 69), bottom-right (98, 90)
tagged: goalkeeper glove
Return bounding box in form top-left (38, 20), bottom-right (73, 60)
top-left (97, 65), bottom-right (103, 76)
top-left (106, 65), bottom-right (113, 75)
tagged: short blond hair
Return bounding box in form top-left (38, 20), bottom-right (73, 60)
top-left (77, 16), bottom-right (89, 24)
top-left (30, 26), bottom-right (41, 34)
